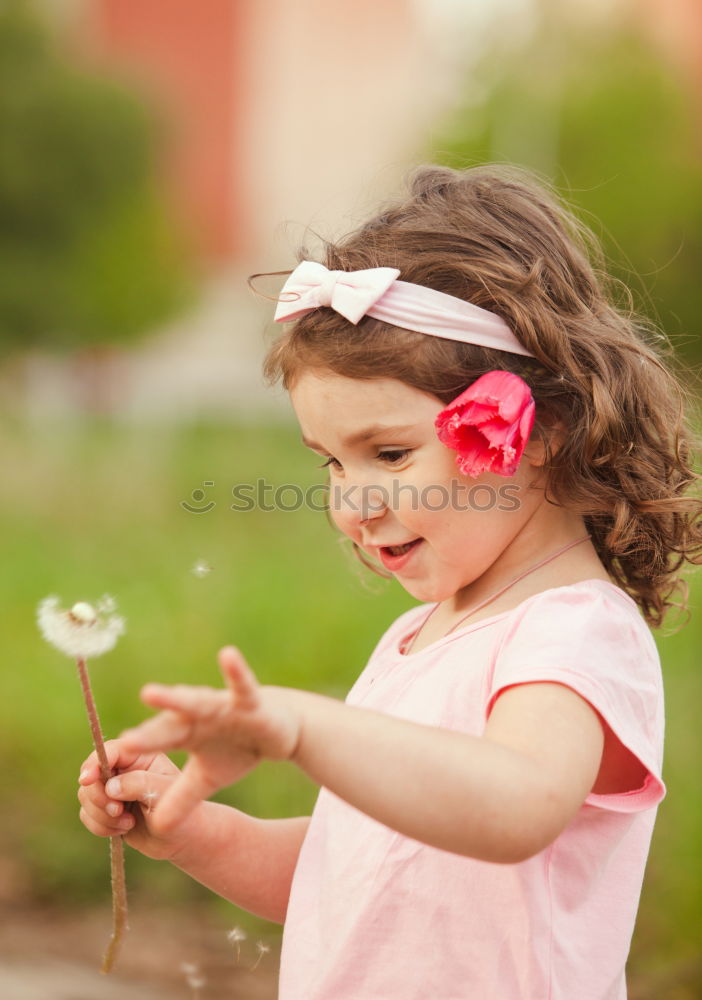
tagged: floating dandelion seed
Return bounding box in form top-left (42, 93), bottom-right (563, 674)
top-left (191, 559), bottom-right (212, 579)
top-left (37, 594), bottom-right (127, 975)
top-left (251, 940), bottom-right (270, 971)
top-left (181, 961), bottom-right (206, 997)
top-left (142, 789), bottom-right (158, 814)
top-left (227, 925), bottom-right (247, 962)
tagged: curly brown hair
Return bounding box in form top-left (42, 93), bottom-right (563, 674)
top-left (261, 163), bottom-right (702, 631)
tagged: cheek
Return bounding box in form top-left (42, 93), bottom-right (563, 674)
top-left (413, 478), bottom-right (518, 541)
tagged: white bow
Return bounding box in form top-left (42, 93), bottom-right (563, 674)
top-left (274, 260), bottom-right (401, 325)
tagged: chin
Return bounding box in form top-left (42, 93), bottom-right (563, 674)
top-left (397, 578), bottom-right (455, 604)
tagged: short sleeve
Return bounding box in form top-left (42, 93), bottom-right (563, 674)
top-left (486, 582), bottom-right (666, 813)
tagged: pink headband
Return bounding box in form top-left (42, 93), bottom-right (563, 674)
top-left (274, 260), bottom-right (535, 358)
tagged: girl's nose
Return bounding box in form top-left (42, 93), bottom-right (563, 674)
top-left (330, 480), bottom-right (389, 534)
top-left (359, 486), bottom-right (388, 525)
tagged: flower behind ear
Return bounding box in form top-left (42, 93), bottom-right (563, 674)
top-left (435, 370), bottom-right (536, 478)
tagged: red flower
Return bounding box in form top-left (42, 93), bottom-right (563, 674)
top-left (435, 370), bottom-right (536, 478)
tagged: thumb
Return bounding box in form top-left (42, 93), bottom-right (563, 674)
top-left (104, 768), bottom-right (176, 812)
top-left (149, 758), bottom-right (213, 835)
top-left (218, 646), bottom-right (260, 710)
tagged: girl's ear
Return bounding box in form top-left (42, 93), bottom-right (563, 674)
top-left (524, 420), bottom-right (566, 468)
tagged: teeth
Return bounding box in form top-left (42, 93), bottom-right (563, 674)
top-left (388, 542), bottom-right (414, 555)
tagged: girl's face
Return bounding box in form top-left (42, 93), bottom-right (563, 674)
top-left (291, 371), bottom-right (552, 606)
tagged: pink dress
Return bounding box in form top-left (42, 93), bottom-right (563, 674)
top-left (279, 580), bottom-right (666, 999)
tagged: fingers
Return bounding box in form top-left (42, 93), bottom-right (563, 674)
top-left (149, 759), bottom-right (212, 835)
top-left (104, 770), bottom-right (170, 809)
top-left (79, 805), bottom-right (135, 838)
top-left (219, 646), bottom-right (260, 710)
top-left (120, 709), bottom-right (192, 754)
top-left (78, 777), bottom-right (136, 836)
top-left (78, 738), bottom-right (153, 785)
top-left (133, 648), bottom-right (258, 731)
top-left (78, 769), bottom-right (175, 837)
top-left (78, 739), bottom-right (124, 784)
top-left (139, 682), bottom-right (225, 717)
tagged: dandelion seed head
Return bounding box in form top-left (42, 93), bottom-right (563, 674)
top-left (227, 926), bottom-right (247, 943)
top-left (37, 594), bottom-right (125, 659)
top-left (70, 601), bottom-right (97, 625)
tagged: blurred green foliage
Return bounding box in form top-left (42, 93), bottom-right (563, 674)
top-left (431, 15), bottom-right (702, 366)
top-left (0, 417), bottom-right (412, 936)
top-left (0, 1), bottom-right (192, 356)
top-left (0, 417), bottom-right (699, 976)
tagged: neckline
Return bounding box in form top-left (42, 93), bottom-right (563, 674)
top-left (396, 578), bottom-right (634, 658)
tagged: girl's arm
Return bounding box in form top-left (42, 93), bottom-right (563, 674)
top-left (120, 647), bottom-right (605, 865)
top-left (291, 681), bottom-right (604, 863)
top-left (169, 806), bottom-right (309, 923)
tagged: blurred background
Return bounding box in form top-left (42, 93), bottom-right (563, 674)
top-left (1, 0), bottom-right (700, 997)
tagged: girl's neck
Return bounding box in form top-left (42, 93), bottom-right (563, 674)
top-left (406, 528), bottom-right (611, 656)
top-left (445, 516), bottom-right (609, 623)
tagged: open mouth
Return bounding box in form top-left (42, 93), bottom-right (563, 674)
top-left (380, 538), bottom-right (422, 557)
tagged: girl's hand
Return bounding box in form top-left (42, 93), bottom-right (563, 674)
top-left (118, 646), bottom-right (301, 834)
top-left (77, 741), bottom-right (202, 862)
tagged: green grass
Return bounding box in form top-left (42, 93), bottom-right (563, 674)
top-left (0, 416), bottom-right (413, 937)
top-left (1, 416), bottom-right (699, 969)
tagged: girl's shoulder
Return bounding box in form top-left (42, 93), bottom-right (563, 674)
top-left (491, 578), bottom-right (664, 715)
top-left (506, 578), bottom-right (650, 635)
top-left (494, 578), bottom-right (659, 661)
top-left (514, 577), bottom-right (638, 613)
top-left (488, 578), bottom-right (666, 812)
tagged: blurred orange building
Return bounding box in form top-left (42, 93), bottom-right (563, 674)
top-left (82, 0), bottom-right (248, 262)
top-left (67, 0), bottom-right (702, 273)
top-left (73, 0), bottom-right (440, 270)
top-left (641, 0), bottom-right (702, 125)
top-left (26, 0), bottom-right (458, 420)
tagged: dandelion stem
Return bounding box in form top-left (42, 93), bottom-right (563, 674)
top-left (76, 657), bottom-right (128, 974)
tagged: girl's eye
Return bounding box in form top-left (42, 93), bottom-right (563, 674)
top-left (378, 449), bottom-right (410, 465)
top-left (317, 450), bottom-right (410, 470)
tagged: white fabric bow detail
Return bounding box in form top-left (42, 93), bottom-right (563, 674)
top-left (274, 260), bottom-right (401, 325)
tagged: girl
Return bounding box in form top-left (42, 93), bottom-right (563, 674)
top-left (78, 164), bottom-right (702, 999)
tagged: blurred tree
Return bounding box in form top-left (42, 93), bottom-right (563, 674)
top-left (0, 0), bottom-right (192, 358)
top-left (431, 9), bottom-right (702, 367)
